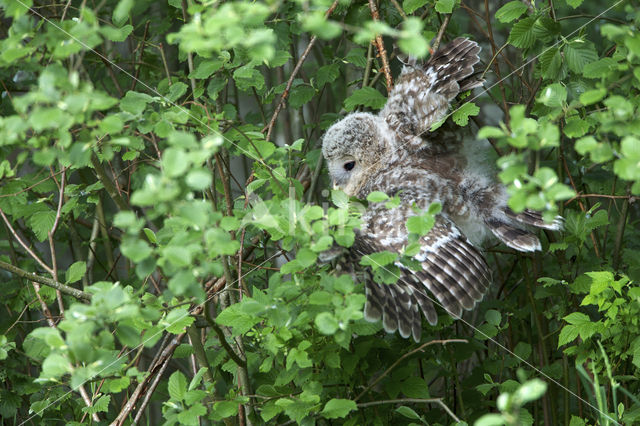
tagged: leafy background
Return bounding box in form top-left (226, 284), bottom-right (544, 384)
top-left (0, 0), bottom-right (639, 424)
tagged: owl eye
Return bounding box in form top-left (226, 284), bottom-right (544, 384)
top-left (343, 161), bottom-right (356, 171)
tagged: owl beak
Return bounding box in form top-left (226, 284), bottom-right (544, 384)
top-left (332, 181), bottom-right (340, 190)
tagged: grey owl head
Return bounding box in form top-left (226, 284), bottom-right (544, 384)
top-left (322, 112), bottom-right (391, 195)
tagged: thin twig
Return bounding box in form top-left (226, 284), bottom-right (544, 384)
top-left (432, 13), bottom-right (451, 51)
top-left (263, 0), bottom-right (340, 141)
top-left (115, 332), bottom-right (187, 426)
top-left (368, 0), bottom-right (393, 93)
top-left (355, 339), bottom-right (467, 401)
top-left (357, 398), bottom-right (460, 422)
top-left (48, 167), bottom-right (67, 314)
top-left (612, 183), bottom-right (632, 270)
top-left (389, 0), bottom-right (408, 19)
top-left (181, 0), bottom-right (197, 98)
top-left (131, 21), bottom-right (150, 91)
top-left (91, 153), bottom-right (130, 211)
top-left (0, 207), bottom-right (53, 275)
top-left (0, 260), bottom-right (93, 301)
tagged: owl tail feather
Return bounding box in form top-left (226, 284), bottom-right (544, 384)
top-left (364, 278), bottom-right (437, 343)
top-left (426, 37), bottom-right (485, 100)
top-left (507, 209), bottom-right (565, 231)
top-left (485, 218), bottom-right (542, 252)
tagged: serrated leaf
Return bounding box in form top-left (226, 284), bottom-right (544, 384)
top-left (496, 1), bottom-right (528, 23)
top-left (100, 24), bottom-right (133, 42)
top-left (434, 0), bottom-right (454, 13)
top-left (538, 83), bottom-right (566, 107)
top-left (579, 88), bottom-right (606, 105)
top-left (344, 87), bottom-right (386, 111)
top-left (289, 85), bottom-right (316, 109)
top-left (509, 17), bottom-right (537, 48)
top-left (120, 91), bottom-right (153, 115)
top-left (564, 41), bottom-right (598, 74)
top-left (65, 261), bottom-right (86, 284)
top-left (452, 102), bottom-right (479, 126)
top-left (316, 63), bottom-right (340, 87)
top-left (190, 59), bottom-right (223, 79)
top-left (396, 405), bottom-right (421, 420)
top-left (320, 398), bottom-right (357, 419)
top-left (366, 191), bottom-right (389, 202)
top-left (27, 210), bottom-right (56, 242)
top-left (403, 0), bottom-right (428, 14)
top-left (315, 312), bottom-right (338, 335)
top-left (168, 371), bottom-right (187, 401)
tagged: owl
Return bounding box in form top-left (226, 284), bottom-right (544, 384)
top-left (322, 38), bottom-right (562, 342)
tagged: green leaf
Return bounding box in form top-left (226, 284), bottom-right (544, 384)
top-left (162, 147), bottom-right (189, 178)
top-left (163, 307), bottom-right (195, 334)
top-left (579, 88), bottom-right (606, 105)
top-left (112, 0), bottom-right (133, 26)
top-left (496, 1), bottom-right (528, 23)
top-left (289, 85), bottom-right (316, 109)
top-left (517, 379), bottom-right (548, 403)
top-left (452, 102), bottom-right (480, 126)
top-left (121, 237), bottom-right (153, 262)
top-left (406, 213), bottom-right (435, 236)
top-left (100, 24), bottom-right (133, 42)
top-left (508, 17), bottom-right (537, 48)
top-left (403, 0), bottom-right (428, 14)
top-left (485, 309), bottom-right (502, 326)
top-left (538, 83), bottom-right (566, 107)
top-left (316, 64), bottom-right (340, 87)
top-left (475, 413), bottom-right (507, 426)
top-left (396, 405), bottom-right (421, 420)
top-left (344, 87), bottom-right (387, 111)
top-left (366, 191), bottom-right (389, 202)
top-left (120, 91), bottom-right (153, 115)
top-left (167, 82), bottom-right (188, 102)
top-left (190, 59), bottom-right (224, 79)
top-left (315, 312), bottom-right (339, 335)
top-left (478, 126), bottom-right (505, 139)
top-left (168, 371), bottom-right (187, 401)
top-left (65, 261), bottom-right (86, 284)
top-left (27, 210), bottom-right (56, 242)
top-left (564, 312), bottom-right (590, 325)
top-left (434, 0), bottom-right (455, 13)
top-left (320, 398), bottom-right (357, 419)
top-left (360, 251), bottom-right (398, 268)
top-left (583, 58), bottom-right (617, 78)
top-left (402, 376), bottom-right (430, 398)
top-left (398, 18), bottom-right (429, 58)
top-left (564, 41), bottom-right (598, 74)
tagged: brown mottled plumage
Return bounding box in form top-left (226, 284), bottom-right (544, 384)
top-left (322, 38), bottom-right (562, 342)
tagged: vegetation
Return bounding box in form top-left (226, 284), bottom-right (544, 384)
top-left (0, 0), bottom-right (639, 424)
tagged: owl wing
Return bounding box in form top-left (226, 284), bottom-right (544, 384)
top-left (380, 38), bottom-right (483, 154)
top-left (355, 201), bottom-right (491, 342)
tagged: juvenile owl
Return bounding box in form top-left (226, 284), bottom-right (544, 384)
top-left (322, 38), bottom-right (562, 342)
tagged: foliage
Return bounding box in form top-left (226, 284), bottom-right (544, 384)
top-left (0, 0), bottom-right (639, 424)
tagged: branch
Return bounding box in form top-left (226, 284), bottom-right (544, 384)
top-left (91, 153), bottom-right (130, 211)
top-left (357, 398), bottom-right (460, 422)
top-left (355, 339), bottom-right (467, 401)
top-left (263, 0), bottom-right (340, 141)
top-left (368, 0), bottom-right (393, 94)
top-left (113, 332), bottom-right (186, 426)
top-left (432, 13), bottom-right (451, 51)
top-left (0, 260), bottom-right (93, 302)
top-left (0, 206), bottom-right (53, 275)
top-left (204, 303), bottom-right (247, 368)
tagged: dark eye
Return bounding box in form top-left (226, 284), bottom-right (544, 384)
top-left (344, 161), bottom-right (356, 171)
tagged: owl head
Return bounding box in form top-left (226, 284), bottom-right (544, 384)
top-left (322, 112), bottom-right (391, 195)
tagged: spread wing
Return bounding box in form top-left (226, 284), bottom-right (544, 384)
top-left (354, 201), bottom-right (491, 342)
top-left (380, 37), bottom-right (484, 155)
